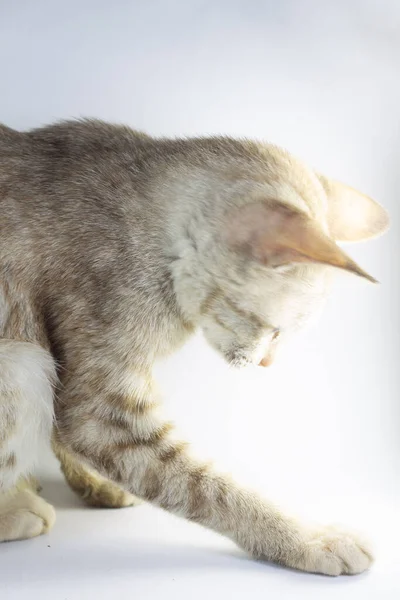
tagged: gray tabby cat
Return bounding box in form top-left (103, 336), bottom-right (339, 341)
top-left (0, 120), bottom-right (388, 575)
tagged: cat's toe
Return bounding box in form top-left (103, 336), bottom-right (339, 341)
top-left (295, 526), bottom-right (373, 576)
top-left (0, 489), bottom-right (56, 542)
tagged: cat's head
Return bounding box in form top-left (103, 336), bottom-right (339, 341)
top-left (178, 148), bottom-right (389, 368)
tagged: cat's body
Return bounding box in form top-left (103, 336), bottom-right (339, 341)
top-left (0, 120), bottom-right (388, 574)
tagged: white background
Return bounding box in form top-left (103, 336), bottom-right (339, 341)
top-left (1, 1), bottom-right (399, 598)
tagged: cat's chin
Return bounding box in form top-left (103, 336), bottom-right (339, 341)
top-left (226, 352), bottom-right (253, 369)
top-left (229, 357), bottom-right (270, 370)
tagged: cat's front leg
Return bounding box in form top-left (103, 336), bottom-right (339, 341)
top-left (55, 372), bottom-right (372, 575)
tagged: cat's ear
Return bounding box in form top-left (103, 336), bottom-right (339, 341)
top-left (224, 200), bottom-right (377, 282)
top-left (317, 174), bottom-right (389, 242)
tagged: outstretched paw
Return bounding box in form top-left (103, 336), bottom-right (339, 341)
top-left (294, 526), bottom-right (373, 576)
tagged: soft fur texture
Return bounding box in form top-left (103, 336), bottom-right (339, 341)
top-left (0, 120), bottom-right (388, 574)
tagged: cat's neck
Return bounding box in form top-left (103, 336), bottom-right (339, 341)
top-left (152, 153), bottom-right (250, 328)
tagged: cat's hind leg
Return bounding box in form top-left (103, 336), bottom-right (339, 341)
top-left (53, 440), bottom-right (140, 509)
top-left (0, 340), bottom-right (56, 541)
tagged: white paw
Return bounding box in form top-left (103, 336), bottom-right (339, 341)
top-left (0, 489), bottom-right (56, 542)
top-left (296, 526), bottom-right (373, 576)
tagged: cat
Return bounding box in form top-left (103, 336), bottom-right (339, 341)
top-left (0, 119), bottom-right (388, 575)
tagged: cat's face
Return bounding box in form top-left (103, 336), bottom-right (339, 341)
top-left (200, 262), bottom-right (331, 368)
top-left (196, 157), bottom-right (388, 368)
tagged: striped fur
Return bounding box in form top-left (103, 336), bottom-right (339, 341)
top-left (0, 119), bottom-right (387, 571)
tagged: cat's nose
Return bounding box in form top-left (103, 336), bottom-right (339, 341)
top-left (259, 354), bottom-right (274, 367)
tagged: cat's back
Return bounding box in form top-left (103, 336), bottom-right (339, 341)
top-left (0, 124), bottom-right (33, 238)
top-left (0, 119), bottom-right (153, 198)
top-left (0, 123), bottom-right (30, 179)
top-left (0, 120), bottom-right (155, 236)
top-left (0, 120), bottom-right (162, 286)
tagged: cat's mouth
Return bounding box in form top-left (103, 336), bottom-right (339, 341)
top-left (228, 348), bottom-right (275, 369)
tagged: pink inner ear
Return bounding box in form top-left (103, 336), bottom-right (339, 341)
top-left (226, 202), bottom-right (279, 247)
top-left (225, 200), bottom-right (377, 281)
top-left (225, 201), bottom-right (312, 266)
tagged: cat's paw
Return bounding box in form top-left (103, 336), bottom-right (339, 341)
top-left (0, 489), bottom-right (56, 542)
top-left (294, 526), bottom-right (373, 576)
top-left (81, 482), bottom-right (141, 509)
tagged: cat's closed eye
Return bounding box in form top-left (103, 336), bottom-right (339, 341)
top-left (271, 328), bottom-right (280, 342)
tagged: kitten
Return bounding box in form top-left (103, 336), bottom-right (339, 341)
top-left (0, 120), bottom-right (388, 574)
